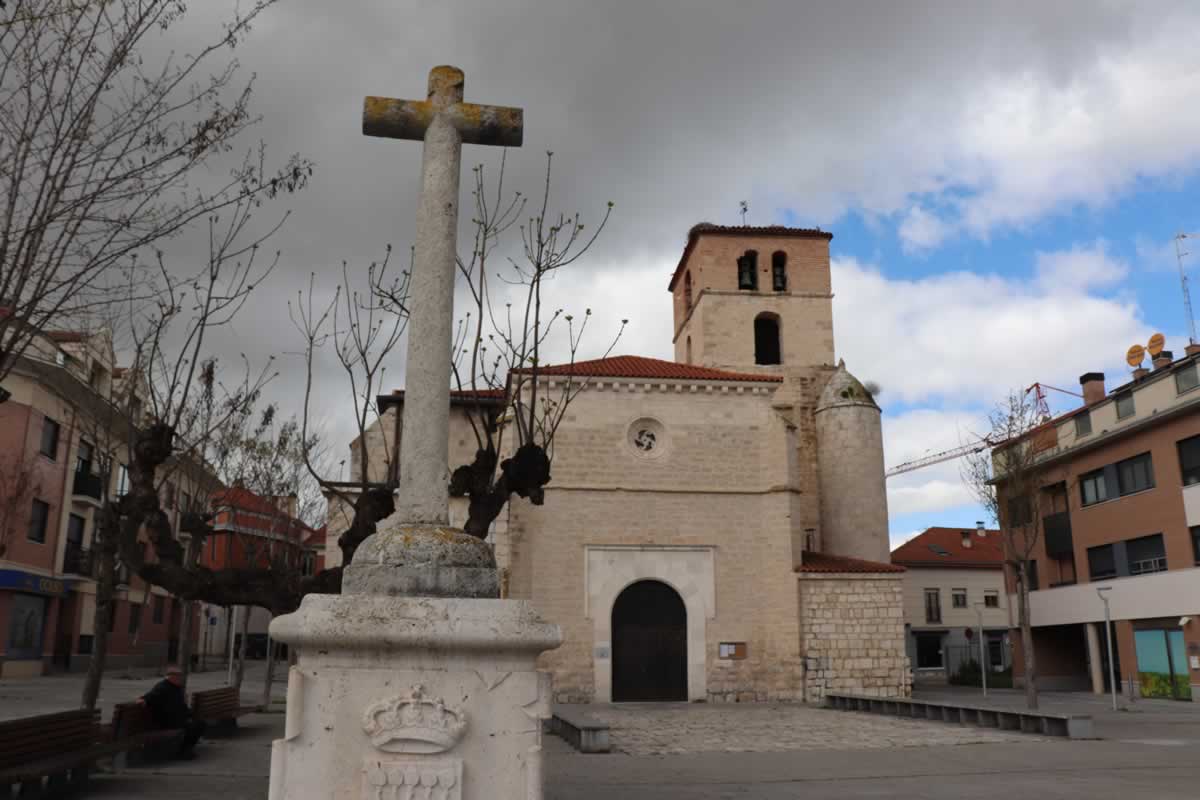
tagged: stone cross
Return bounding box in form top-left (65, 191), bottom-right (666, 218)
top-left (363, 66), bottom-right (522, 525)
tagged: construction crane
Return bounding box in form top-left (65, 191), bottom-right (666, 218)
top-left (885, 382), bottom-right (1081, 478)
top-left (885, 437), bottom-right (993, 478)
top-left (1175, 233), bottom-right (1198, 345)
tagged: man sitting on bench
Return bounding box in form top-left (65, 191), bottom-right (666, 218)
top-left (138, 665), bottom-right (206, 759)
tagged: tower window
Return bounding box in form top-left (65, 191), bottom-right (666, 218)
top-left (772, 251), bottom-right (787, 291)
top-left (686, 336), bottom-right (693, 365)
top-left (684, 271), bottom-right (693, 311)
top-left (754, 314), bottom-right (781, 365)
top-left (737, 250), bottom-right (758, 290)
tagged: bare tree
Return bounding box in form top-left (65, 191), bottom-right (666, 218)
top-left (0, 452), bottom-right (39, 558)
top-left (963, 389), bottom-right (1058, 710)
top-left (406, 153), bottom-right (623, 538)
top-left (0, 0), bottom-right (310, 402)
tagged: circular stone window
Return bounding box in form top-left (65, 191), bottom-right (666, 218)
top-left (627, 417), bottom-right (667, 459)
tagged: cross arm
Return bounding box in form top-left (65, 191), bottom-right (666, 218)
top-left (363, 97), bottom-right (523, 147)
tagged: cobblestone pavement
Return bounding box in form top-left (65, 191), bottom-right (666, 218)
top-left (584, 702), bottom-right (1028, 755)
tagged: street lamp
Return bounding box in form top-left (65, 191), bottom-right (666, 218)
top-left (974, 602), bottom-right (988, 697)
top-left (1096, 587), bottom-right (1117, 711)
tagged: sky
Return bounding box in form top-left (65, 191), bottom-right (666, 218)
top-left (148, 0), bottom-right (1200, 548)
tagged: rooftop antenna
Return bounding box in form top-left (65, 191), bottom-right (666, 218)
top-left (1174, 233), bottom-right (1198, 345)
top-left (739, 200), bottom-right (748, 226)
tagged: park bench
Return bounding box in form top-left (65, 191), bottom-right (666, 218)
top-left (0, 708), bottom-right (112, 797)
top-left (110, 702), bottom-right (184, 767)
top-left (191, 686), bottom-right (260, 733)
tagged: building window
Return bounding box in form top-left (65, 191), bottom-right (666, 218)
top-left (684, 271), bottom-right (693, 311)
top-left (771, 251), bottom-right (787, 291)
top-left (76, 440), bottom-right (94, 475)
top-left (915, 632), bottom-right (943, 669)
top-left (685, 336), bottom-right (693, 365)
top-left (301, 550), bottom-right (316, 577)
top-left (1080, 469), bottom-right (1109, 506)
top-left (129, 603), bottom-right (142, 635)
top-left (108, 601), bottom-right (119, 633)
top-left (40, 417), bottom-right (60, 459)
top-left (1126, 533), bottom-right (1167, 575)
top-left (153, 596), bottom-right (165, 625)
top-left (1179, 435), bottom-right (1200, 486)
top-left (1115, 391), bottom-right (1135, 419)
top-left (924, 588), bottom-right (942, 623)
top-left (180, 492), bottom-right (192, 513)
top-left (737, 250), bottom-right (758, 290)
top-left (78, 634), bottom-right (94, 655)
top-left (952, 588), bottom-right (967, 608)
top-left (1175, 363), bottom-right (1199, 394)
top-left (28, 499), bottom-right (50, 543)
top-left (984, 590), bottom-right (999, 608)
top-left (116, 464), bottom-right (129, 496)
top-left (1087, 544), bottom-right (1117, 580)
top-left (1116, 452), bottom-right (1154, 496)
top-left (1074, 412), bottom-right (1092, 437)
top-left (1191, 526), bottom-right (1200, 565)
top-left (754, 313), bottom-right (781, 365)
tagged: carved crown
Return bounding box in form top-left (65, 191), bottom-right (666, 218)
top-left (361, 685), bottom-right (468, 754)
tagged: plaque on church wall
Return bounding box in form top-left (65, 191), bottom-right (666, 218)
top-left (718, 642), bottom-right (747, 660)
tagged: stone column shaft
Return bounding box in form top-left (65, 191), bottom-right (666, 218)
top-left (396, 112), bottom-right (462, 525)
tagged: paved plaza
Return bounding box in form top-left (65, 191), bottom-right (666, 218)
top-left (4, 668), bottom-right (1200, 798)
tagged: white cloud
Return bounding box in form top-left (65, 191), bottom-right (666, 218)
top-left (832, 253), bottom-right (1149, 406)
top-left (1034, 241), bottom-right (1128, 290)
top-left (898, 205), bottom-right (953, 252)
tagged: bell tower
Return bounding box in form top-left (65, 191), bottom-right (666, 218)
top-left (669, 224), bottom-right (835, 372)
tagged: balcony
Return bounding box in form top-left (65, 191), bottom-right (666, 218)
top-left (1043, 511), bottom-right (1074, 558)
top-left (62, 542), bottom-right (92, 576)
top-left (72, 470), bottom-right (104, 501)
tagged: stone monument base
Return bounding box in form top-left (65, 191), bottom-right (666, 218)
top-left (268, 594), bottom-right (562, 800)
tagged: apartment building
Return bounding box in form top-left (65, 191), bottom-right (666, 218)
top-left (197, 487), bottom-right (324, 661)
top-left (0, 327), bottom-right (219, 678)
top-left (892, 525), bottom-right (1011, 684)
top-left (995, 345), bottom-right (1200, 701)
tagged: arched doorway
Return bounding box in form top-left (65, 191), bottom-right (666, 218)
top-left (611, 580), bottom-right (687, 702)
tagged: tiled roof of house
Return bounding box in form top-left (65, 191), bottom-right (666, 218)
top-left (890, 526), bottom-right (1004, 569)
top-left (211, 487), bottom-right (315, 543)
top-left (796, 551), bottom-right (906, 574)
top-left (380, 386), bottom-right (507, 410)
top-left (668, 223), bottom-right (833, 290)
top-left (525, 354), bottom-right (782, 384)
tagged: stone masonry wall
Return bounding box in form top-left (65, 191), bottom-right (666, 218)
top-left (797, 573), bottom-right (911, 703)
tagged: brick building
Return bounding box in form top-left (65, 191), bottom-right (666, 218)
top-left (891, 525), bottom-right (1012, 684)
top-left (197, 487), bottom-right (324, 661)
top-left (328, 224), bottom-right (910, 704)
top-left (0, 326), bottom-right (219, 678)
top-left (995, 348), bottom-right (1200, 701)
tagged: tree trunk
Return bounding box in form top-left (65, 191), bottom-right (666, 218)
top-left (261, 629), bottom-right (277, 709)
top-left (176, 536), bottom-right (202, 687)
top-left (233, 605), bottom-right (250, 692)
top-left (81, 515), bottom-right (118, 711)
top-left (1018, 562), bottom-right (1039, 710)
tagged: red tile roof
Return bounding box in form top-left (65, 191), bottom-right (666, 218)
top-left (890, 526), bottom-right (1005, 569)
top-left (796, 551), bottom-right (906, 574)
top-left (668, 223), bottom-right (833, 290)
top-left (525, 354), bottom-right (782, 384)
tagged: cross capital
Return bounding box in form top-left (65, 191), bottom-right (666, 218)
top-left (362, 65), bottom-right (523, 148)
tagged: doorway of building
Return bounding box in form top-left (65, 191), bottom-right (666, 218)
top-left (611, 580), bottom-right (687, 702)
top-left (1135, 628), bottom-right (1192, 700)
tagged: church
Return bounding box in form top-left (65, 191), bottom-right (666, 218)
top-left (326, 223), bottom-right (911, 704)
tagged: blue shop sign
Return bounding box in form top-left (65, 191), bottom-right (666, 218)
top-left (0, 568), bottom-right (72, 597)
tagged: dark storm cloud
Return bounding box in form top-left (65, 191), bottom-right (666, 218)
top-left (149, 0), bottom-right (1197, 454)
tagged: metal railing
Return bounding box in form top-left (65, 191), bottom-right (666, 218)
top-left (72, 470), bottom-right (104, 500)
top-left (1129, 556), bottom-right (1167, 575)
top-left (62, 542), bottom-right (92, 575)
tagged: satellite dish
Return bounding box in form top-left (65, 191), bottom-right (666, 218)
top-left (1148, 332), bottom-right (1166, 357)
top-left (1126, 344), bottom-right (1145, 367)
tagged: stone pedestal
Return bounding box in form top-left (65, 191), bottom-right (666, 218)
top-left (268, 525), bottom-right (562, 800)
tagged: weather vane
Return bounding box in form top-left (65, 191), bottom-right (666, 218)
top-left (739, 200), bottom-right (748, 225)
